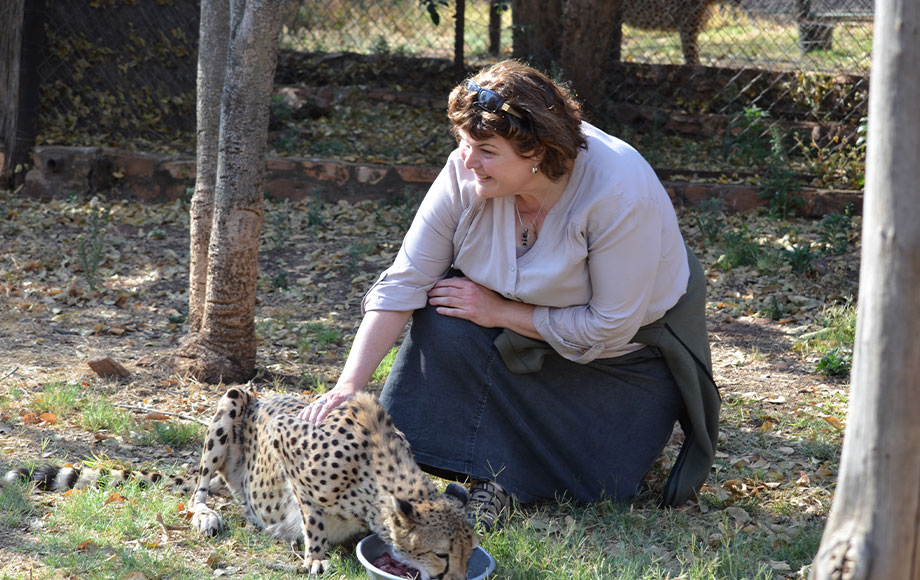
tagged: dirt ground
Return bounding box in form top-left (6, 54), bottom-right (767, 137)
top-left (0, 191), bottom-right (857, 577)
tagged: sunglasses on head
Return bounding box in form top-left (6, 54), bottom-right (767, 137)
top-left (462, 79), bottom-right (523, 119)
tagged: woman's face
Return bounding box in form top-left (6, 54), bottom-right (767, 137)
top-left (457, 130), bottom-right (539, 199)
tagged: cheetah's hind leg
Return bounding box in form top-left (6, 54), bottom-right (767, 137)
top-left (190, 387), bottom-right (253, 537)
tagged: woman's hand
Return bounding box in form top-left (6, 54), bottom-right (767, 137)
top-left (429, 276), bottom-right (542, 339)
top-left (427, 276), bottom-right (509, 328)
top-left (299, 310), bottom-right (414, 425)
top-left (299, 384), bottom-right (358, 425)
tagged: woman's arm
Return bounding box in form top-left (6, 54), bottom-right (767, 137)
top-left (300, 309), bottom-right (412, 423)
top-left (427, 276), bottom-right (542, 339)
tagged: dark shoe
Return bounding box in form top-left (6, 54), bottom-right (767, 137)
top-left (467, 480), bottom-right (510, 532)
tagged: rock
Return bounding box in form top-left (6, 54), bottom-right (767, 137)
top-left (87, 355), bottom-right (131, 378)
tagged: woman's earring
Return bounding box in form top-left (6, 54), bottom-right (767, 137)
top-left (531, 166), bottom-right (538, 175)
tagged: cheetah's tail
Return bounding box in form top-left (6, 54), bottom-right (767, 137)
top-left (2, 462), bottom-right (199, 495)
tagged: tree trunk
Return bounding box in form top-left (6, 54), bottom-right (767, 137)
top-left (172, 0), bottom-right (285, 384)
top-left (488, 0), bottom-right (502, 56)
top-left (1, 0), bottom-right (42, 185)
top-left (510, 0), bottom-right (562, 69)
top-left (559, 0), bottom-right (618, 117)
top-left (186, 0), bottom-right (230, 336)
top-left (809, 0), bottom-right (920, 578)
top-left (454, 0), bottom-right (465, 82)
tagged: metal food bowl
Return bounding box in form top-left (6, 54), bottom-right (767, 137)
top-left (356, 533), bottom-right (496, 580)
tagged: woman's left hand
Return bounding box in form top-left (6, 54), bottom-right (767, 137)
top-left (427, 276), bottom-right (507, 328)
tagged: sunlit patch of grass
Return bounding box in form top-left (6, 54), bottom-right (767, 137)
top-left (474, 497), bottom-right (820, 579)
top-left (78, 396), bottom-right (135, 435)
top-left (622, 7), bottom-right (872, 72)
top-left (36, 480), bottom-right (203, 578)
top-left (794, 300), bottom-right (857, 375)
top-left (371, 347), bottom-right (399, 383)
top-left (133, 420), bottom-right (205, 449)
top-left (33, 382), bottom-right (85, 417)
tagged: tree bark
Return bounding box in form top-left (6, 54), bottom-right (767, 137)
top-left (173, 0), bottom-right (285, 384)
top-left (559, 0), bottom-right (618, 117)
top-left (186, 0), bottom-right (230, 336)
top-left (488, 0), bottom-right (502, 56)
top-left (510, 0), bottom-right (562, 69)
top-left (454, 0), bottom-right (465, 82)
top-left (1, 0), bottom-right (42, 185)
top-left (810, 0), bottom-right (920, 577)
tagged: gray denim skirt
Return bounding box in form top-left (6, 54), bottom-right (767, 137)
top-left (378, 304), bottom-right (685, 503)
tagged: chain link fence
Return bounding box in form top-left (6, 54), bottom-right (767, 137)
top-left (22, 0), bottom-right (872, 193)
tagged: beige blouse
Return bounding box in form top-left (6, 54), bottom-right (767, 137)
top-left (363, 122), bottom-right (690, 363)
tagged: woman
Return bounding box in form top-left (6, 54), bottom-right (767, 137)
top-left (301, 60), bottom-right (719, 530)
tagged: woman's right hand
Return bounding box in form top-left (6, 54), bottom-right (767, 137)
top-left (299, 309), bottom-right (413, 425)
top-left (299, 384), bottom-right (359, 424)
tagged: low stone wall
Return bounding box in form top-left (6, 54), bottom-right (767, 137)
top-left (21, 146), bottom-right (862, 217)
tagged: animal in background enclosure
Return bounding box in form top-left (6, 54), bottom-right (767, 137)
top-left (611, 0), bottom-right (726, 65)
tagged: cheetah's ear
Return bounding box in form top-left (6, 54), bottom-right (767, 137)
top-left (391, 496), bottom-right (420, 526)
top-left (443, 482), bottom-right (469, 508)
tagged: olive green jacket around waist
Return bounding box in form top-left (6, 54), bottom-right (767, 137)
top-left (494, 246), bottom-right (720, 506)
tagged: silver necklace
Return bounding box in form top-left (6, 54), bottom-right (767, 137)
top-left (514, 194), bottom-right (549, 247)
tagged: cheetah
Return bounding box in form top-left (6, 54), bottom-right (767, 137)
top-left (613, 0), bottom-right (724, 65)
top-left (6, 388), bottom-right (478, 578)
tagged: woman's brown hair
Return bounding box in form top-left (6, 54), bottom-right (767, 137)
top-left (447, 60), bottom-right (587, 181)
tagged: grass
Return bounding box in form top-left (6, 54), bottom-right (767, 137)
top-left (372, 347), bottom-right (400, 383)
top-left (280, 0), bottom-right (514, 59)
top-left (0, 481), bottom-right (34, 528)
top-left (1, 193), bottom-right (858, 579)
top-left (134, 421), bottom-right (206, 449)
top-left (794, 301), bottom-right (857, 376)
top-left (0, 379), bottom-right (836, 579)
top-left (32, 481), bottom-right (206, 579)
top-left (78, 397), bottom-right (135, 434)
top-left (2, 476), bottom-right (824, 579)
top-left (624, 5), bottom-right (872, 73)
top-left (32, 382), bottom-right (84, 417)
top-left (280, 2), bottom-right (871, 74)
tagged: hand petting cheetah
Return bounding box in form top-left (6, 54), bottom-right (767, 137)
top-left (5, 388), bottom-right (478, 579)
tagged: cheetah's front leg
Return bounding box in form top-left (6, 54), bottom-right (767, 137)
top-left (299, 508), bottom-right (332, 575)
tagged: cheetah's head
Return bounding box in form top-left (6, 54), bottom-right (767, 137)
top-left (381, 483), bottom-right (478, 580)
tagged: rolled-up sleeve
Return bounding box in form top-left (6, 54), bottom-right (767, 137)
top-left (532, 196), bottom-right (663, 363)
top-left (362, 160), bottom-right (463, 314)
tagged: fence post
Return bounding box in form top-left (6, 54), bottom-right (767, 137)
top-left (1, 0), bottom-right (43, 187)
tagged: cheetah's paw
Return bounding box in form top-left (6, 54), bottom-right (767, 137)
top-left (303, 558), bottom-right (331, 576)
top-left (191, 504), bottom-right (224, 536)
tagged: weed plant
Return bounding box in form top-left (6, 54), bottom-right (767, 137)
top-left (377, 187), bottom-right (424, 235)
top-left (267, 202), bottom-right (292, 250)
top-left (346, 240), bottom-right (377, 276)
top-left (815, 348), bottom-right (852, 377)
top-left (760, 129), bottom-right (803, 219)
top-left (305, 193), bottom-right (327, 229)
top-left (795, 301), bottom-right (857, 375)
top-left (818, 209), bottom-right (855, 255)
top-left (77, 200), bottom-right (111, 292)
top-left (784, 243), bottom-right (817, 275)
top-left (692, 198), bottom-right (726, 247)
